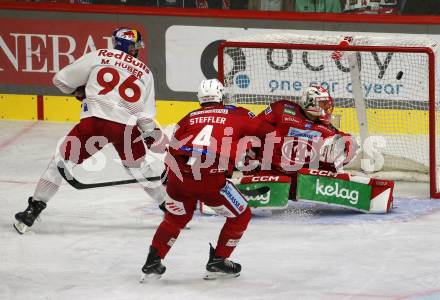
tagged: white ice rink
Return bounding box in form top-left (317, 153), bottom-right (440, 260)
top-left (1, 121), bottom-right (440, 300)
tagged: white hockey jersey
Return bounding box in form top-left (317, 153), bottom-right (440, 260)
top-left (344, 0), bottom-right (398, 14)
top-left (53, 49), bottom-right (156, 132)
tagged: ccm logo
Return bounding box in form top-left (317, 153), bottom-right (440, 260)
top-left (252, 176), bottom-right (280, 182)
top-left (309, 169), bottom-right (337, 177)
top-left (210, 168), bottom-right (227, 174)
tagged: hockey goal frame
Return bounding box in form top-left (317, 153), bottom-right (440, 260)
top-left (217, 41), bottom-right (438, 198)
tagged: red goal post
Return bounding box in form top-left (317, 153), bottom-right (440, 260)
top-left (217, 36), bottom-right (439, 198)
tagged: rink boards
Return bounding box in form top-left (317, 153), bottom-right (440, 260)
top-left (0, 93), bottom-right (432, 135)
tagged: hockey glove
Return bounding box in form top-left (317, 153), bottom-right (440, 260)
top-left (72, 85), bottom-right (86, 101)
top-left (142, 127), bottom-right (169, 154)
top-left (319, 134), bottom-right (360, 170)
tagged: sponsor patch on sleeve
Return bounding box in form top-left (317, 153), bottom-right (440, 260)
top-left (264, 106), bottom-right (272, 115)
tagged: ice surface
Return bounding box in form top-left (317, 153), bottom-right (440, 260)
top-left (1, 121), bottom-right (440, 300)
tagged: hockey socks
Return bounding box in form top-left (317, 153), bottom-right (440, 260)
top-left (214, 207), bottom-right (251, 258)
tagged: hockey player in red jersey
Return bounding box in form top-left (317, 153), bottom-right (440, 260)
top-left (253, 85), bottom-right (358, 199)
top-left (13, 27), bottom-right (166, 234)
top-left (140, 79), bottom-right (275, 280)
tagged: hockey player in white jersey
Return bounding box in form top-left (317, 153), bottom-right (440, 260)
top-left (14, 27), bottom-right (165, 234)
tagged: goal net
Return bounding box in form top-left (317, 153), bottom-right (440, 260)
top-left (217, 34), bottom-right (440, 198)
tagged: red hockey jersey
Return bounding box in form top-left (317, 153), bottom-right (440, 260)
top-left (257, 100), bottom-right (350, 174)
top-left (168, 103), bottom-right (275, 178)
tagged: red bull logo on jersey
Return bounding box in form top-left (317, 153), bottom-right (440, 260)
top-left (97, 49), bottom-right (150, 74)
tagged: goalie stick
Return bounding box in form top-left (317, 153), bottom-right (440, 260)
top-left (238, 186), bottom-right (270, 197)
top-left (57, 160), bottom-right (166, 190)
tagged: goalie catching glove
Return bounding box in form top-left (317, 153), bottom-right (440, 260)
top-left (72, 85), bottom-right (86, 101)
top-left (319, 134), bottom-right (359, 170)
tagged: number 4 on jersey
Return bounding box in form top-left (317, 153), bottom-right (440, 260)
top-left (192, 124), bottom-right (213, 146)
top-left (186, 125), bottom-right (213, 166)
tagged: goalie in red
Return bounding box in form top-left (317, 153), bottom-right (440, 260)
top-left (140, 79), bottom-right (275, 281)
top-left (250, 85), bottom-right (359, 200)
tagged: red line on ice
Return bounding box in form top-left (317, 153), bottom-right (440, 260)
top-left (0, 122), bottom-right (39, 150)
top-left (0, 179), bottom-right (36, 185)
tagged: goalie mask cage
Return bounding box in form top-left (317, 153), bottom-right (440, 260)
top-left (217, 34), bottom-right (440, 198)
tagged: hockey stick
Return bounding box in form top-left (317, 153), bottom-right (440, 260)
top-left (238, 186), bottom-right (270, 197)
top-left (57, 160), bottom-right (166, 190)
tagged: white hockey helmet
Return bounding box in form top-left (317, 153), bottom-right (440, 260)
top-left (300, 85), bottom-right (334, 124)
top-left (197, 79), bottom-right (224, 105)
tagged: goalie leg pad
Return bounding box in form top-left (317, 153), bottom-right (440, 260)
top-left (296, 168), bottom-right (394, 213)
top-left (237, 174), bottom-right (291, 209)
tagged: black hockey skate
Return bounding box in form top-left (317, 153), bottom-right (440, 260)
top-left (204, 243), bottom-right (241, 280)
top-left (140, 246), bottom-right (166, 282)
top-left (158, 201), bottom-right (166, 213)
top-left (14, 197), bottom-right (46, 234)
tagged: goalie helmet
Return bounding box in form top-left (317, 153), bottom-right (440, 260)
top-left (197, 79), bottom-right (224, 105)
top-left (300, 85), bottom-right (334, 124)
top-left (112, 28), bottom-right (144, 58)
